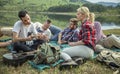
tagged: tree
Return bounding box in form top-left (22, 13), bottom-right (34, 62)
top-left (0, 0), bottom-right (9, 7)
top-left (22, 0), bottom-right (24, 4)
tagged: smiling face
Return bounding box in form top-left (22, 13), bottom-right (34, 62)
top-left (21, 14), bottom-right (31, 25)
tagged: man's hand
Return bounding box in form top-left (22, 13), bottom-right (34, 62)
top-left (27, 35), bottom-right (34, 41)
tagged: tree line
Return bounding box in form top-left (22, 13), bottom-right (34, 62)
top-left (0, 0), bottom-right (120, 13)
top-left (47, 3), bottom-right (120, 13)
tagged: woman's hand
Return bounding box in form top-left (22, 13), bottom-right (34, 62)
top-left (68, 42), bottom-right (76, 46)
top-left (69, 41), bottom-right (84, 46)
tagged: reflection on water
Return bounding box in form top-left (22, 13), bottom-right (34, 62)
top-left (47, 14), bottom-right (75, 21)
top-left (0, 12), bottom-right (120, 30)
top-left (101, 22), bottom-right (120, 30)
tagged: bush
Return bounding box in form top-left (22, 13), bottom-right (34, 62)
top-left (48, 4), bottom-right (79, 12)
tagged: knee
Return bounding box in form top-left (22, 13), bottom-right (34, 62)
top-left (86, 49), bottom-right (94, 59)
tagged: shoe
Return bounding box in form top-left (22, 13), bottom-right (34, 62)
top-left (73, 57), bottom-right (86, 65)
top-left (59, 60), bottom-right (78, 70)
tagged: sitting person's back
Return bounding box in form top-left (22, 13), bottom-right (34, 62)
top-left (94, 21), bottom-right (120, 50)
top-left (94, 21), bottom-right (106, 43)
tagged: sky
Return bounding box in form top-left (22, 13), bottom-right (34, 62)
top-left (86, 0), bottom-right (120, 3)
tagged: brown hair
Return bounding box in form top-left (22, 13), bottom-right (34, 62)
top-left (46, 19), bottom-right (51, 24)
top-left (70, 18), bottom-right (78, 25)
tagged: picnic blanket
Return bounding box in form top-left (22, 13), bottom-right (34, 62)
top-left (28, 41), bottom-right (69, 70)
top-left (4, 40), bottom-right (120, 70)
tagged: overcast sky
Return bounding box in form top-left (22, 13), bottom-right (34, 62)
top-left (86, 0), bottom-right (120, 3)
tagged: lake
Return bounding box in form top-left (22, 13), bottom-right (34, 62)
top-left (0, 12), bottom-right (120, 30)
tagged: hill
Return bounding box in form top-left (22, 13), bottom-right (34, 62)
top-left (97, 2), bottom-right (119, 7)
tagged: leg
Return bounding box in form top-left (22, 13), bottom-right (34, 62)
top-left (95, 44), bottom-right (108, 53)
top-left (49, 25), bottom-right (61, 41)
top-left (101, 34), bottom-right (120, 48)
top-left (49, 25), bottom-right (62, 35)
top-left (50, 33), bottom-right (59, 41)
top-left (31, 39), bottom-right (45, 50)
top-left (13, 42), bottom-right (34, 53)
top-left (60, 45), bottom-right (94, 61)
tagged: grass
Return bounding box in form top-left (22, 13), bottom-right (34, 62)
top-left (103, 29), bottom-right (120, 35)
top-left (0, 29), bottom-right (120, 74)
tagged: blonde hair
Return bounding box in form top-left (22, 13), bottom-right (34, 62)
top-left (77, 6), bottom-right (90, 19)
top-left (89, 12), bottom-right (95, 23)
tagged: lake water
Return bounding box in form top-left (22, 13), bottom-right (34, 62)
top-left (0, 12), bottom-right (120, 30)
top-left (101, 22), bottom-right (120, 30)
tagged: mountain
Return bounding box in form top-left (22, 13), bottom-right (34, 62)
top-left (96, 2), bottom-right (119, 7)
top-left (70, 0), bottom-right (90, 3)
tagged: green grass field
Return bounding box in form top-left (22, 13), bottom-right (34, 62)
top-left (0, 29), bottom-right (120, 74)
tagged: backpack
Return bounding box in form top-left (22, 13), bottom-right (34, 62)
top-left (32, 43), bottom-right (60, 65)
top-left (96, 50), bottom-right (120, 70)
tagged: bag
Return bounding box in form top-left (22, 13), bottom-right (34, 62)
top-left (33, 43), bottom-right (60, 65)
top-left (3, 51), bottom-right (37, 67)
top-left (96, 50), bottom-right (120, 70)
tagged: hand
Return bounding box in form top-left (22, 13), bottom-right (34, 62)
top-left (37, 33), bottom-right (44, 39)
top-left (27, 35), bottom-right (33, 41)
top-left (6, 40), bottom-right (12, 45)
top-left (69, 42), bottom-right (76, 46)
top-left (58, 40), bottom-right (62, 45)
top-left (43, 35), bottom-right (49, 41)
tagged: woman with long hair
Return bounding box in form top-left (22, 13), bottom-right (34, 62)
top-left (60, 6), bottom-right (96, 67)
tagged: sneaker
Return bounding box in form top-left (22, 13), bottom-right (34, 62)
top-left (73, 57), bottom-right (86, 65)
top-left (59, 60), bottom-right (78, 70)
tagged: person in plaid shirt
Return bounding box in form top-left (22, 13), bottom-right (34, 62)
top-left (60, 7), bottom-right (96, 67)
top-left (58, 18), bottom-right (79, 44)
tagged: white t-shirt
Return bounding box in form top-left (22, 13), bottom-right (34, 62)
top-left (12, 20), bottom-right (38, 46)
top-left (34, 22), bottom-right (51, 39)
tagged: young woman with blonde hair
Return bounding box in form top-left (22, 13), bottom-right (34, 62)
top-left (60, 6), bottom-right (96, 68)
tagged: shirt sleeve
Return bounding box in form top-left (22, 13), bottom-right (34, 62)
top-left (73, 30), bottom-right (79, 41)
top-left (31, 24), bottom-right (38, 35)
top-left (12, 21), bottom-right (21, 34)
top-left (61, 28), bottom-right (69, 35)
top-left (47, 29), bottom-right (52, 39)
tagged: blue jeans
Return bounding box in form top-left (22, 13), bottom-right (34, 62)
top-left (49, 25), bottom-right (62, 41)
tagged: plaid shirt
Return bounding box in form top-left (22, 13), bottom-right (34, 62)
top-left (61, 27), bottom-right (79, 42)
top-left (78, 20), bottom-right (96, 50)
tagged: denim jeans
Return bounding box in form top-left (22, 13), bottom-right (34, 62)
top-left (49, 25), bottom-right (62, 41)
top-left (13, 39), bottom-right (44, 53)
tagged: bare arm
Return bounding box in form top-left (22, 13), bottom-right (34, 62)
top-left (0, 40), bottom-right (12, 47)
top-left (69, 40), bottom-right (85, 46)
top-left (12, 32), bottom-right (33, 42)
top-left (58, 33), bottom-right (62, 44)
